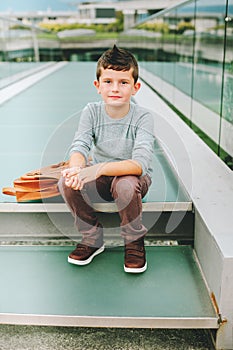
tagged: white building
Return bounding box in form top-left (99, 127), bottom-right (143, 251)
top-left (75, 0), bottom-right (184, 29)
top-left (0, 0), bottom-right (184, 30)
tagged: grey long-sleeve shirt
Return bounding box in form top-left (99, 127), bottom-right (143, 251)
top-left (69, 101), bottom-right (155, 177)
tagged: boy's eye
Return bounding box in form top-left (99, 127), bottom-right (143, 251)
top-left (102, 80), bottom-right (129, 85)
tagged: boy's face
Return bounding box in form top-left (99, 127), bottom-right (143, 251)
top-left (94, 68), bottom-right (140, 106)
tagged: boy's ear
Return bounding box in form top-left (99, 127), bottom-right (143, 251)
top-left (94, 80), bottom-right (101, 93)
top-left (132, 82), bottom-right (141, 95)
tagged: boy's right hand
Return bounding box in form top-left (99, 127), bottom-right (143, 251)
top-left (62, 167), bottom-right (83, 189)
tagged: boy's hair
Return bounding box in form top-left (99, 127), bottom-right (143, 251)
top-left (96, 44), bottom-right (139, 83)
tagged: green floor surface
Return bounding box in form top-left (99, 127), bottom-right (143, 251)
top-left (0, 245), bottom-right (218, 327)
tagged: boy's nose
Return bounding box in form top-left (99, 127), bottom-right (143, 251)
top-left (112, 82), bottom-right (119, 91)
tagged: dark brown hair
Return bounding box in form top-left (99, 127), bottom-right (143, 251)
top-left (96, 45), bottom-right (139, 83)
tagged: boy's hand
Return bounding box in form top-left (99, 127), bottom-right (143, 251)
top-left (75, 163), bottom-right (104, 189)
top-left (62, 164), bottom-right (104, 190)
top-left (62, 167), bottom-right (82, 190)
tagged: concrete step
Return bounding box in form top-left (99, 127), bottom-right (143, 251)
top-left (0, 245), bottom-right (219, 329)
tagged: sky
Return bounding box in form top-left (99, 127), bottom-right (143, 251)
top-left (0, 0), bottom-right (107, 12)
top-left (0, 0), bottom-right (228, 13)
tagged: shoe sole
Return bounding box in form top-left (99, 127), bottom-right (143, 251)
top-left (68, 245), bottom-right (105, 266)
top-left (124, 261), bottom-right (147, 273)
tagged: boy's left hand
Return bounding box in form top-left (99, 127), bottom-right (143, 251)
top-left (62, 164), bottom-right (104, 190)
top-left (74, 163), bottom-right (104, 190)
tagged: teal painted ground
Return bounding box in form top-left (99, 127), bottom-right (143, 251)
top-left (0, 246), bottom-right (216, 318)
top-left (0, 245), bottom-right (216, 349)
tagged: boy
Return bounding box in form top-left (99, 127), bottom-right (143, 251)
top-left (58, 45), bottom-right (155, 273)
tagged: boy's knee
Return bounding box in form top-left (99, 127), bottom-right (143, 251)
top-left (112, 176), bottom-right (140, 202)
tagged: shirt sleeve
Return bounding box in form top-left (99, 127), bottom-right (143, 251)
top-left (132, 111), bottom-right (155, 176)
top-left (69, 104), bottom-right (94, 161)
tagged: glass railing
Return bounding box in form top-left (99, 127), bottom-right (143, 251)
top-left (126, 0), bottom-right (233, 169)
top-left (0, 16), bottom-right (61, 63)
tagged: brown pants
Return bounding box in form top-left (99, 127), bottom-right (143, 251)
top-left (58, 174), bottom-right (151, 247)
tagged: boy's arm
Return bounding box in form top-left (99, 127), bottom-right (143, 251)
top-left (67, 160), bottom-right (142, 190)
top-left (69, 152), bottom-right (86, 169)
top-left (97, 160), bottom-right (142, 177)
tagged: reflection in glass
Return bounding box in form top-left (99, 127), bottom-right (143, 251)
top-left (192, 0), bottom-right (225, 114)
top-left (220, 0), bottom-right (233, 168)
top-left (136, 0), bottom-right (232, 168)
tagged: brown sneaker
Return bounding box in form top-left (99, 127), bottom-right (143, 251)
top-left (124, 237), bottom-right (147, 273)
top-left (68, 243), bottom-right (105, 266)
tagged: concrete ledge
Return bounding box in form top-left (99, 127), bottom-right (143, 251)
top-left (0, 201), bottom-right (192, 213)
top-left (136, 72), bottom-right (233, 349)
top-left (0, 201), bottom-right (194, 242)
top-left (0, 313), bottom-right (218, 329)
